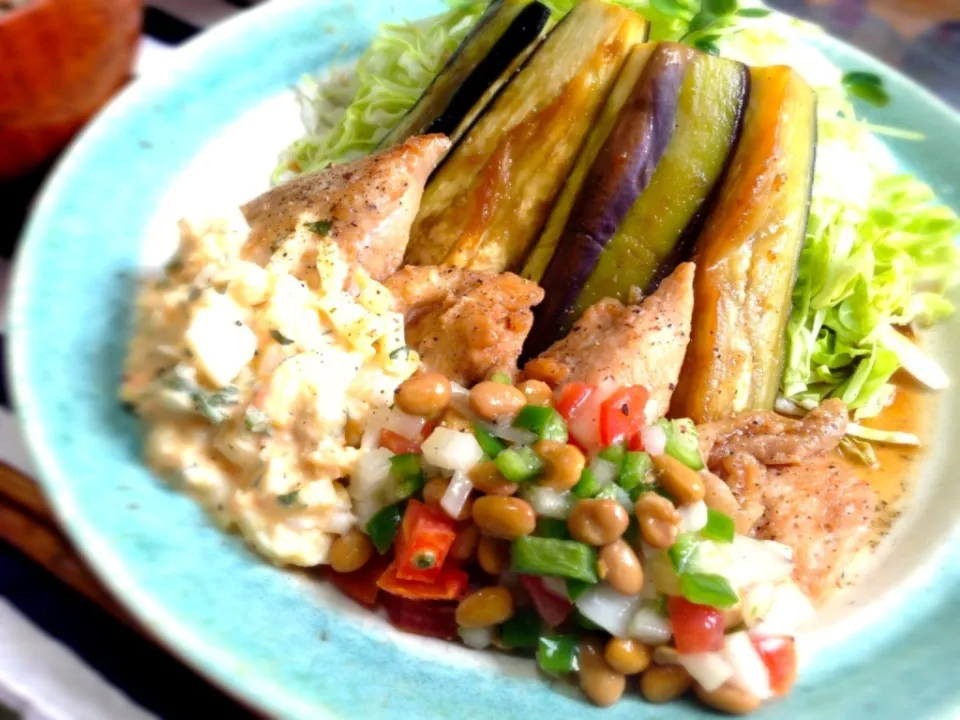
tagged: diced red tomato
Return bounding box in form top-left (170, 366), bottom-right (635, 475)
top-left (520, 576), bottom-right (573, 629)
top-left (379, 428), bottom-right (423, 455)
top-left (667, 596), bottom-right (725, 653)
top-left (380, 594), bottom-right (459, 639)
top-left (751, 635), bottom-right (797, 696)
top-left (555, 383), bottom-right (595, 420)
top-left (377, 561), bottom-right (469, 601)
top-left (324, 553), bottom-right (392, 608)
top-left (395, 500), bottom-right (457, 582)
top-left (599, 386), bottom-right (649, 446)
top-left (627, 431), bottom-right (645, 451)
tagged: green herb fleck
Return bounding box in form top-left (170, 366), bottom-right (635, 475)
top-left (270, 329), bottom-right (295, 345)
top-left (389, 346), bottom-right (413, 361)
top-left (244, 406), bottom-right (273, 435)
top-left (842, 71), bottom-right (890, 108)
top-left (304, 219), bottom-right (333, 236)
top-left (277, 489), bottom-right (302, 507)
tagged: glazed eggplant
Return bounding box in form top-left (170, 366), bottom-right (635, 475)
top-left (670, 65), bottom-right (817, 423)
top-left (379, 0), bottom-right (551, 150)
top-left (405, 0), bottom-right (649, 272)
top-left (524, 43), bottom-right (748, 356)
top-left (521, 42), bottom-right (658, 283)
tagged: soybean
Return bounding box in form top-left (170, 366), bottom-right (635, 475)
top-left (472, 496), bottom-right (536, 539)
top-left (568, 499), bottom-right (629, 546)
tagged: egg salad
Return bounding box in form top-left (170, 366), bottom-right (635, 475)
top-left (120, 209), bottom-right (419, 566)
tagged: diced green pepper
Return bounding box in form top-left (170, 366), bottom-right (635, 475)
top-left (500, 608), bottom-right (541, 650)
top-left (627, 483), bottom-right (657, 503)
top-left (513, 405), bottom-right (568, 443)
top-left (390, 453), bottom-right (422, 478)
top-left (573, 467), bottom-right (601, 499)
top-left (511, 536), bottom-right (598, 583)
top-left (473, 422), bottom-right (507, 458)
top-left (679, 572), bottom-right (739, 609)
top-left (394, 472), bottom-right (425, 501)
top-left (657, 418), bottom-right (705, 470)
top-left (668, 532), bottom-right (700, 574)
top-left (491, 372), bottom-right (513, 385)
top-left (620, 451), bottom-right (652, 491)
top-left (598, 443), bottom-right (626, 468)
top-left (366, 503), bottom-right (404, 554)
top-left (565, 578), bottom-right (592, 602)
top-left (496, 446), bottom-right (544, 483)
top-left (702, 509), bottom-right (735, 543)
top-left (389, 453), bottom-right (425, 500)
top-left (536, 517), bottom-right (571, 540)
top-left (537, 635), bottom-right (580, 674)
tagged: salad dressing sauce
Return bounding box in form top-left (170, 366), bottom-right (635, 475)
top-left (856, 373), bottom-right (934, 541)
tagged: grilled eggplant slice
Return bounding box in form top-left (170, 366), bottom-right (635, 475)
top-left (670, 65), bottom-right (817, 423)
top-left (405, 0), bottom-right (649, 272)
top-left (521, 42), bottom-right (658, 283)
top-left (379, 0), bottom-right (551, 150)
top-left (525, 43), bottom-right (748, 356)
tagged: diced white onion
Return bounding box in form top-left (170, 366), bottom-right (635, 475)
top-left (349, 448), bottom-right (393, 524)
top-left (541, 576), bottom-right (570, 600)
top-left (722, 632), bottom-right (772, 700)
top-left (641, 424), bottom-right (667, 457)
top-left (449, 383), bottom-right (477, 419)
top-left (678, 501), bottom-right (709, 533)
top-left (576, 584), bottom-right (642, 638)
top-left (360, 407), bottom-right (391, 450)
top-left (441, 471), bottom-right (473, 519)
top-left (324, 510), bottom-right (356, 535)
top-left (384, 409), bottom-right (427, 441)
top-left (477, 420), bottom-right (538, 446)
top-left (522, 486), bottom-right (575, 519)
top-left (754, 581), bottom-right (815, 636)
top-left (678, 652), bottom-right (734, 692)
top-left (741, 582), bottom-right (777, 629)
top-left (421, 427), bottom-right (485, 472)
top-left (609, 485), bottom-right (634, 514)
top-left (458, 626), bottom-right (495, 650)
top-left (589, 457), bottom-right (619, 488)
top-left (626, 605), bottom-right (672, 646)
top-left (725, 536), bottom-right (794, 589)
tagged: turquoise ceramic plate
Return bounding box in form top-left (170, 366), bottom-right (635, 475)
top-left (9, 0), bottom-right (960, 717)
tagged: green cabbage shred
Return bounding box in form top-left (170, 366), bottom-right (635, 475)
top-left (275, 0), bottom-right (960, 419)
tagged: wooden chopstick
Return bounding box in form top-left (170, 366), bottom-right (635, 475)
top-left (0, 461), bottom-right (54, 524)
top-left (0, 462), bottom-right (132, 624)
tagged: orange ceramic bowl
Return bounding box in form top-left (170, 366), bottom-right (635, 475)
top-left (0, 0), bottom-right (141, 180)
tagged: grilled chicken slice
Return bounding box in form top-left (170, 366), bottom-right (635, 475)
top-left (524, 262), bottom-right (695, 421)
top-left (385, 266), bottom-right (545, 387)
top-left (751, 458), bottom-right (877, 601)
top-left (698, 399), bottom-right (848, 467)
top-left (241, 135), bottom-right (450, 280)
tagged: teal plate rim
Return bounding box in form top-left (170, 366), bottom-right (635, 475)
top-left (9, 1), bottom-right (960, 718)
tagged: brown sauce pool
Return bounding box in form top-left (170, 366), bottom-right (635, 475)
top-left (852, 371), bottom-right (935, 543)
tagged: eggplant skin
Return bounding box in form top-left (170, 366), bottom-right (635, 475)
top-left (526, 45), bottom-right (748, 358)
top-left (521, 43), bottom-right (659, 284)
top-left (525, 44), bottom-right (692, 357)
top-left (670, 65), bottom-right (817, 423)
top-left (379, 0), bottom-right (551, 150)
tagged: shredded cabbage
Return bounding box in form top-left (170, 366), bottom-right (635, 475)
top-left (276, 1), bottom-right (960, 418)
top-left (273, 0), bottom-right (487, 182)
